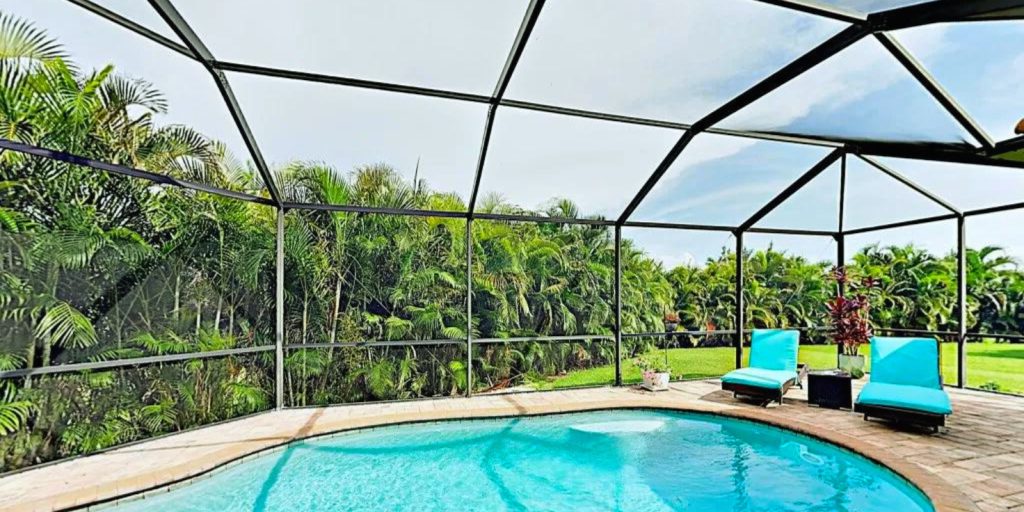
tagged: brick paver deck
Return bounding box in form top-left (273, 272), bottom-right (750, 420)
top-left (1, 380), bottom-right (1021, 511)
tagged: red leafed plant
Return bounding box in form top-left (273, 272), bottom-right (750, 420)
top-left (827, 266), bottom-right (874, 356)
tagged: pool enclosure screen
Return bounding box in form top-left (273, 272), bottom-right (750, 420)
top-left (2, 0), bottom-right (1024, 426)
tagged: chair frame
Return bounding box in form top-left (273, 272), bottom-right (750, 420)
top-left (854, 403), bottom-right (945, 433)
top-left (723, 364), bottom-right (807, 406)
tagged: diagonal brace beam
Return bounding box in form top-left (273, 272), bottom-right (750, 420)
top-left (875, 32), bottom-right (994, 149)
top-left (750, 0), bottom-right (865, 23)
top-left (618, 25), bottom-right (869, 225)
top-left (739, 149), bottom-right (844, 232)
top-left (148, 0), bottom-right (283, 206)
top-left (67, 0), bottom-right (192, 58)
top-left (858, 155), bottom-right (960, 214)
top-left (467, 0), bottom-right (545, 216)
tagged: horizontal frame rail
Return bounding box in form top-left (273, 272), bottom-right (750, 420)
top-left (474, 212), bottom-right (610, 226)
top-left (16, 136), bottom-right (1024, 238)
top-left (964, 201), bottom-right (1024, 218)
top-left (473, 335), bottom-right (613, 345)
top-left (0, 139), bottom-right (274, 206)
top-left (624, 326), bottom-right (829, 338)
top-left (283, 202), bottom-right (467, 219)
top-left (966, 332), bottom-right (1024, 342)
top-left (842, 213), bottom-right (960, 235)
top-left (284, 340), bottom-right (465, 349)
top-left (875, 327), bottom-right (958, 337)
top-left (844, 328), bottom-right (1024, 342)
top-left (217, 61), bottom-right (490, 104)
top-left (623, 330), bottom-right (737, 338)
top-left (0, 346), bottom-right (275, 379)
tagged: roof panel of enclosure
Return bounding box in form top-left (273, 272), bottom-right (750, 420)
top-left (876, 157), bottom-right (1024, 212)
top-left (502, 0), bottom-right (847, 123)
top-left (226, 72), bottom-right (486, 210)
top-left (629, 133), bottom-right (834, 226)
top-left (894, 20), bottom-right (1024, 141)
top-left (815, 0), bottom-right (930, 14)
top-left (3, 0), bottom-right (1024, 232)
top-left (9, 0), bottom-right (271, 196)
top-left (171, 0), bottom-right (531, 94)
top-left (477, 107), bottom-right (683, 218)
top-left (86, 0), bottom-right (187, 44)
top-left (717, 37), bottom-right (974, 144)
top-left (756, 159), bottom-right (842, 232)
top-left (842, 155), bottom-right (950, 229)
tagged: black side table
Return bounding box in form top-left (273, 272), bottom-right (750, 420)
top-left (807, 370), bottom-right (853, 409)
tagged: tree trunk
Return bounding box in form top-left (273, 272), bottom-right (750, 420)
top-left (24, 338), bottom-right (35, 389)
top-left (330, 277), bottom-right (342, 358)
top-left (41, 268), bottom-right (58, 369)
top-left (301, 293), bottom-right (309, 406)
top-left (214, 295), bottom-right (223, 334)
top-left (40, 334), bottom-right (51, 370)
top-left (174, 274), bottom-right (181, 323)
top-left (302, 295), bottom-right (309, 345)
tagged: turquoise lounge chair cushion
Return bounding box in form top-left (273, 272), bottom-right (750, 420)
top-left (856, 382), bottom-right (952, 415)
top-left (870, 337), bottom-right (942, 389)
top-left (748, 329), bottom-right (799, 372)
top-left (721, 367), bottom-right (798, 390)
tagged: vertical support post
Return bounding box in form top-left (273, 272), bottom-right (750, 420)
top-left (734, 231), bottom-right (745, 369)
top-left (836, 152), bottom-right (847, 366)
top-left (835, 233), bottom-right (845, 366)
top-left (275, 207), bottom-right (285, 409)
top-left (836, 235), bottom-right (846, 295)
top-left (466, 218), bottom-right (474, 397)
top-left (614, 225), bottom-right (623, 386)
top-left (956, 215), bottom-right (967, 388)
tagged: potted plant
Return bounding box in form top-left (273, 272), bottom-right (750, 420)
top-left (826, 266), bottom-right (873, 379)
top-left (663, 311), bottom-right (680, 333)
top-left (636, 355), bottom-right (671, 391)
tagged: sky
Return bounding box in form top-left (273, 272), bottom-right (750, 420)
top-left (7, 0), bottom-right (1024, 270)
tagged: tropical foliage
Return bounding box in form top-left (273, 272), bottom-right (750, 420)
top-left (0, 14), bottom-right (1022, 472)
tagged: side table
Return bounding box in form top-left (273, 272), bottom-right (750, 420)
top-left (807, 370), bottom-right (853, 409)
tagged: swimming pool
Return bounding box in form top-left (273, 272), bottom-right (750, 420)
top-left (109, 409), bottom-right (933, 511)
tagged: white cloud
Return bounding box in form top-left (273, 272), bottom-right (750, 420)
top-left (640, 182), bottom-right (785, 222)
top-left (723, 26), bottom-right (950, 130)
top-left (506, 0), bottom-right (845, 122)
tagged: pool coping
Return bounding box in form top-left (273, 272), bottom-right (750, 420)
top-left (7, 389), bottom-right (979, 512)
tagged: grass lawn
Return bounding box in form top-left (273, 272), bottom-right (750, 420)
top-left (538, 341), bottom-right (1024, 395)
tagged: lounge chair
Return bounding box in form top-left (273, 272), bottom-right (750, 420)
top-left (721, 329), bottom-right (803, 406)
top-left (854, 337), bottom-right (952, 433)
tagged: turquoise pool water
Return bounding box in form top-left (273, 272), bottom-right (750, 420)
top-left (112, 410), bottom-right (933, 511)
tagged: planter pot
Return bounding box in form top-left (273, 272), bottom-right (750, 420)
top-left (663, 322), bottom-right (679, 333)
top-left (838, 354), bottom-right (866, 379)
top-left (642, 371), bottom-right (670, 391)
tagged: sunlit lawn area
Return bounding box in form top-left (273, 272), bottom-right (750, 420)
top-left (539, 342), bottom-right (1024, 395)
